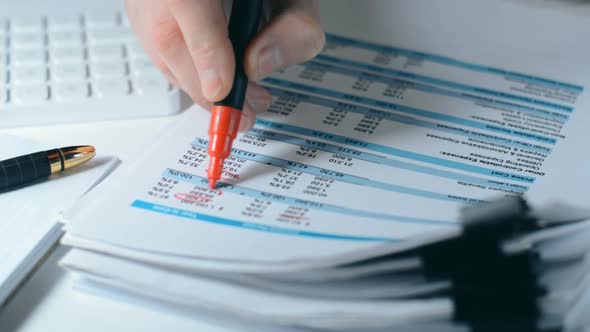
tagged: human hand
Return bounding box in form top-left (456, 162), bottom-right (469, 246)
top-left (125, 0), bottom-right (325, 131)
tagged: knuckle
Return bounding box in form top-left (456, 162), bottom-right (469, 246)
top-left (187, 36), bottom-right (226, 61)
top-left (150, 18), bottom-right (184, 54)
top-left (166, 0), bottom-right (189, 10)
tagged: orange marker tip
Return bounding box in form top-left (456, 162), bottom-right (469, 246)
top-left (208, 178), bottom-right (217, 189)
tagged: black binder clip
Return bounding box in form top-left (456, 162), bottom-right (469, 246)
top-left (420, 196), bottom-right (556, 332)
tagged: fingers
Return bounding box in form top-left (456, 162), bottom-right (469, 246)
top-left (245, 82), bottom-right (273, 114)
top-left (245, 0), bottom-right (325, 81)
top-left (168, 0), bottom-right (234, 101)
top-left (239, 105), bottom-right (257, 133)
top-left (151, 15), bottom-right (209, 106)
top-left (125, 0), bottom-right (175, 86)
top-left (126, 0), bottom-right (206, 106)
top-left (239, 82), bottom-right (272, 132)
top-left (126, 0), bottom-right (234, 108)
top-left (124, 0), bottom-right (287, 129)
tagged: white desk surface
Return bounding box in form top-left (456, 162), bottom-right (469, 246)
top-left (3, 0), bottom-right (590, 331)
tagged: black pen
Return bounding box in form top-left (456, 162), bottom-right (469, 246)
top-left (0, 146), bottom-right (95, 191)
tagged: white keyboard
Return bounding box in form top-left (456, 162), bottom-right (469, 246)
top-left (0, 9), bottom-right (183, 128)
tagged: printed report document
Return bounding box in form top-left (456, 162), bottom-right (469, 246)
top-left (62, 31), bottom-right (590, 267)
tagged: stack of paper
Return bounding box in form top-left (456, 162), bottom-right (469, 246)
top-left (60, 32), bottom-right (590, 330)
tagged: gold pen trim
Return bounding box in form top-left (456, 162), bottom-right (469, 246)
top-left (48, 149), bottom-right (64, 174)
top-left (48, 146), bottom-right (96, 175)
top-left (61, 146), bottom-right (96, 170)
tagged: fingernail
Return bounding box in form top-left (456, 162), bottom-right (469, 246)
top-left (248, 95), bottom-right (272, 113)
top-left (201, 68), bottom-right (223, 100)
top-left (257, 45), bottom-right (283, 80)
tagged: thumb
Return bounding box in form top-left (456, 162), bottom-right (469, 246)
top-left (245, 9), bottom-right (325, 81)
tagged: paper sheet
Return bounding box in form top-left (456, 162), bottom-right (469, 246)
top-left (61, 249), bottom-right (453, 330)
top-left (64, 32), bottom-right (590, 266)
top-left (0, 134), bottom-right (119, 304)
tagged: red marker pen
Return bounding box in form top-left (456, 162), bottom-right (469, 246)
top-left (207, 0), bottom-right (262, 189)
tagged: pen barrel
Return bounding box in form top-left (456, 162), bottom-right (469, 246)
top-left (0, 151), bottom-right (51, 189)
top-left (215, 0), bottom-right (262, 110)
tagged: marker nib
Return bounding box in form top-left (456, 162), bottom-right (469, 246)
top-left (207, 156), bottom-right (224, 190)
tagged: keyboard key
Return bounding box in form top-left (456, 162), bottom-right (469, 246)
top-left (126, 42), bottom-right (149, 60)
top-left (10, 17), bottom-right (43, 33)
top-left (133, 73), bottom-right (169, 95)
top-left (90, 61), bottom-right (126, 78)
top-left (130, 58), bottom-right (159, 76)
top-left (48, 30), bottom-right (83, 46)
top-left (12, 83), bottom-right (48, 104)
top-left (0, 51), bottom-right (7, 66)
top-left (50, 46), bottom-right (85, 63)
top-left (87, 27), bottom-right (133, 44)
top-left (93, 78), bottom-right (129, 98)
top-left (11, 32), bottom-right (45, 49)
top-left (47, 14), bottom-right (81, 31)
top-left (51, 63), bottom-right (87, 81)
top-left (0, 86), bottom-right (6, 103)
top-left (11, 48), bottom-right (46, 66)
top-left (88, 44), bottom-right (123, 61)
top-left (126, 39), bottom-right (141, 49)
top-left (85, 12), bottom-right (118, 29)
top-left (53, 81), bottom-right (88, 101)
top-left (11, 65), bottom-right (47, 84)
top-left (121, 13), bottom-right (131, 27)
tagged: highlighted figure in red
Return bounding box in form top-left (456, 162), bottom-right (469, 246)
top-left (207, 0), bottom-right (262, 189)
